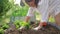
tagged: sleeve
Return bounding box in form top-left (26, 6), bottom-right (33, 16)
top-left (26, 7), bottom-right (34, 17)
top-left (40, 0), bottom-right (49, 22)
top-left (41, 11), bottom-right (49, 22)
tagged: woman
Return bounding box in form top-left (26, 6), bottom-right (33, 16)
top-left (20, 0), bottom-right (60, 30)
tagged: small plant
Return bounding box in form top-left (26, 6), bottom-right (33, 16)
top-left (0, 23), bottom-right (9, 34)
top-left (14, 20), bottom-right (30, 29)
top-left (0, 28), bottom-right (4, 34)
top-left (2, 23), bottom-right (9, 30)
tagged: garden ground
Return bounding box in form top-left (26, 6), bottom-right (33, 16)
top-left (4, 22), bottom-right (60, 34)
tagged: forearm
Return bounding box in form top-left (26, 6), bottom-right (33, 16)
top-left (25, 16), bottom-right (30, 22)
top-left (25, 7), bottom-right (34, 22)
top-left (39, 13), bottom-right (49, 26)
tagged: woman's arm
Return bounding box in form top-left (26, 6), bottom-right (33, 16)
top-left (25, 7), bottom-right (34, 22)
top-left (40, 0), bottom-right (49, 22)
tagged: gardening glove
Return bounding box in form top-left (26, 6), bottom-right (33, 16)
top-left (33, 22), bottom-right (47, 30)
top-left (19, 21), bottom-right (30, 30)
top-left (19, 26), bottom-right (25, 30)
top-left (33, 25), bottom-right (42, 30)
top-left (19, 21), bottom-right (26, 30)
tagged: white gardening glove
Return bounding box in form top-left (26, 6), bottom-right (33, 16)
top-left (32, 22), bottom-right (47, 31)
top-left (32, 26), bottom-right (42, 30)
top-left (19, 26), bottom-right (25, 30)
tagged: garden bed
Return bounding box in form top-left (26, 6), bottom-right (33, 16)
top-left (4, 23), bottom-right (60, 34)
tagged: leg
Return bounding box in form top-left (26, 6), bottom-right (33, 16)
top-left (55, 13), bottom-right (60, 26)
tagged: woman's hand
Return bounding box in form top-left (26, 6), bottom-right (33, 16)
top-left (33, 22), bottom-right (47, 30)
top-left (19, 16), bottom-right (30, 30)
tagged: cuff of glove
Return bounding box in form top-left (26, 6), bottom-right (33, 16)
top-left (39, 22), bottom-right (47, 27)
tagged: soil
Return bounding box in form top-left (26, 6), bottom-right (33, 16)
top-left (4, 23), bottom-right (60, 34)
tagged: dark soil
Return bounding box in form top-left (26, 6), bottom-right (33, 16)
top-left (4, 23), bottom-right (60, 34)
